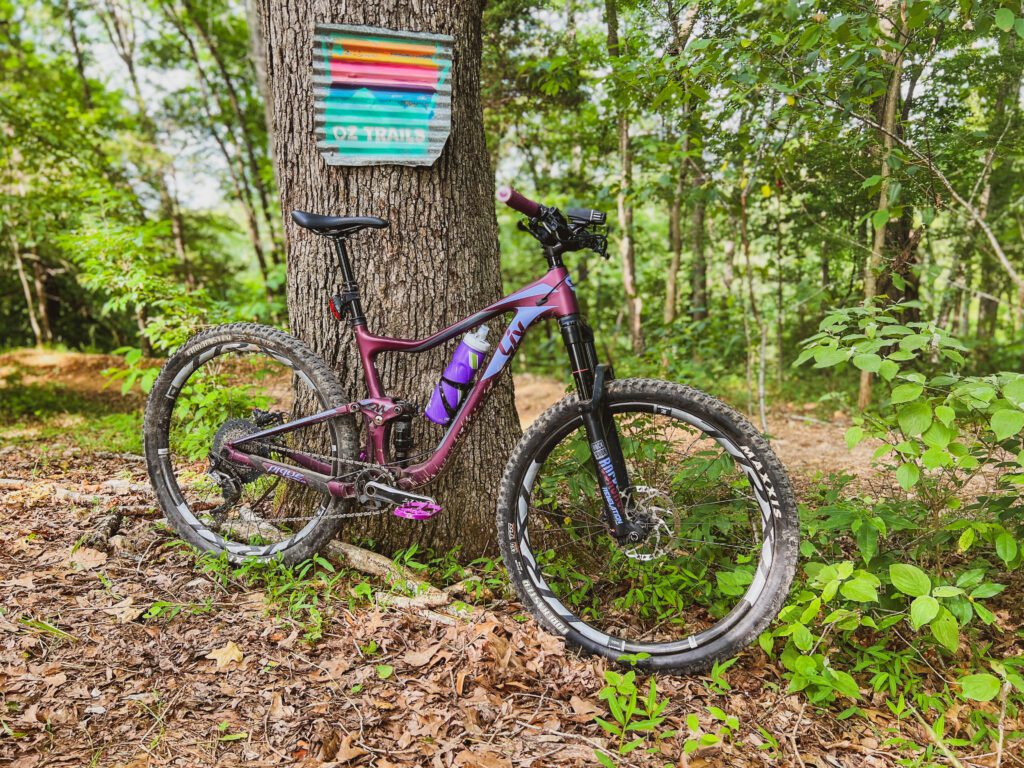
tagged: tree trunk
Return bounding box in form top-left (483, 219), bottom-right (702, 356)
top-left (690, 172), bottom-right (708, 322)
top-left (31, 257), bottom-right (53, 344)
top-left (858, 0), bottom-right (905, 410)
top-left (665, 161), bottom-right (683, 325)
top-left (663, 1), bottom-right (699, 327)
top-left (255, 0), bottom-right (521, 559)
top-left (605, 0), bottom-right (642, 352)
top-left (11, 240), bottom-right (42, 347)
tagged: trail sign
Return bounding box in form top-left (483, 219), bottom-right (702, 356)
top-left (313, 24), bottom-right (453, 166)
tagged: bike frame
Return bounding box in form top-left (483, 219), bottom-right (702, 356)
top-left (222, 247), bottom-right (587, 499)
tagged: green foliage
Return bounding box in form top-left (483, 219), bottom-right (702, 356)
top-left (593, 663), bottom-right (675, 765)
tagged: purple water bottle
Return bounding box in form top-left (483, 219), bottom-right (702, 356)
top-left (424, 326), bottom-right (490, 426)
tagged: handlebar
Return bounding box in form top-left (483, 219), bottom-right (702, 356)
top-left (497, 186), bottom-right (541, 218)
top-left (497, 185), bottom-right (609, 259)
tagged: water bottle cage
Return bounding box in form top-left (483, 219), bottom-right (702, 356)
top-left (438, 375), bottom-right (473, 420)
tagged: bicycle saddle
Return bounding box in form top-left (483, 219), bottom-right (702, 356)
top-left (291, 210), bottom-right (389, 237)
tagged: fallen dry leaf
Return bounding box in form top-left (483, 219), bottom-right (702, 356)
top-left (333, 732), bottom-right (366, 764)
top-left (69, 547), bottom-right (107, 570)
top-left (102, 597), bottom-right (144, 624)
top-left (205, 641), bottom-right (244, 669)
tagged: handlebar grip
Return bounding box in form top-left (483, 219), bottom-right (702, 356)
top-left (497, 186), bottom-right (541, 218)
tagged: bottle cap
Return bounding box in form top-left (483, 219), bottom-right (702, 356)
top-left (463, 325), bottom-right (491, 352)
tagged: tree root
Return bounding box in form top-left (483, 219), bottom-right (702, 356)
top-left (82, 509), bottom-right (124, 552)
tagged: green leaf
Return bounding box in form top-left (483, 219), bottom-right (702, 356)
top-left (791, 622), bottom-right (813, 652)
top-left (1017, 17), bottom-right (1024, 37)
top-left (910, 595), bottom-right (939, 629)
top-left (823, 667), bottom-right (861, 699)
top-left (896, 462), bottom-right (920, 491)
top-left (969, 582), bottom-right (1005, 599)
top-left (995, 7), bottom-right (1015, 31)
top-left (995, 532), bottom-right (1018, 565)
top-left (853, 353), bottom-right (881, 372)
top-left (872, 209), bottom-right (890, 229)
top-left (845, 426), bottom-right (865, 450)
top-left (921, 447), bottom-right (950, 470)
top-left (991, 409), bottom-right (1024, 440)
top-left (813, 347), bottom-right (849, 367)
top-left (840, 576), bottom-right (878, 603)
top-left (375, 664), bottom-right (394, 680)
top-left (957, 528), bottom-right (975, 553)
top-left (932, 585), bottom-right (963, 598)
top-left (861, 174), bottom-right (882, 189)
top-left (898, 403), bottom-right (932, 437)
top-left (890, 563), bottom-right (931, 597)
top-left (595, 751), bottom-right (617, 768)
top-left (878, 360), bottom-right (899, 381)
top-left (1002, 378), bottom-right (1024, 406)
top-left (935, 405), bottom-right (955, 426)
top-left (930, 609), bottom-right (959, 653)
top-left (958, 673), bottom-right (1001, 702)
top-left (891, 383), bottom-right (923, 404)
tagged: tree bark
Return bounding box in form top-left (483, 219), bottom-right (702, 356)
top-left (663, 2), bottom-right (699, 327)
top-left (255, 0), bottom-right (521, 558)
top-left (690, 167), bottom-right (708, 322)
top-left (665, 161), bottom-right (683, 325)
top-left (605, 0), bottom-right (642, 352)
top-left (858, 0), bottom-right (905, 410)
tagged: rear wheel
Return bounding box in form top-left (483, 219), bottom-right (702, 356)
top-left (496, 378), bottom-right (798, 672)
top-left (144, 323), bottom-right (358, 565)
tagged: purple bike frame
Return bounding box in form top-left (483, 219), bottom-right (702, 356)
top-left (222, 266), bottom-right (580, 497)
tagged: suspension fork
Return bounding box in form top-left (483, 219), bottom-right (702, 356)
top-left (558, 315), bottom-right (640, 543)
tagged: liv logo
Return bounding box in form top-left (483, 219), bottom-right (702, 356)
top-left (498, 320), bottom-right (527, 356)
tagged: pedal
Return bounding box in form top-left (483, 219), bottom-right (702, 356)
top-left (393, 500), bottom-right (442, 520)
top-left (361, 481), bottom-right (442, 521)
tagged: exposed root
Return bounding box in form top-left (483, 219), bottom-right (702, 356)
top-left (82, 510), bottom-right (124, 552)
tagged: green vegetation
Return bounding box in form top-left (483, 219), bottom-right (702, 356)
top-left (3, 0), bottom-right (1024, 762)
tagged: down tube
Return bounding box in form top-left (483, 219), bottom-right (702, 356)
top-left (400, 305), bottom-right (551, 489)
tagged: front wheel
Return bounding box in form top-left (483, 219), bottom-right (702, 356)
top-left (496, 378), bottom-right (798, 672)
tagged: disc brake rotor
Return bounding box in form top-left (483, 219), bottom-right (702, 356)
top-left (622, 485), bottom-right (674, 562)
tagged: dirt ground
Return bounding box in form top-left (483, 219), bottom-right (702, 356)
top-left (0, 351), bottom-right (935, 767)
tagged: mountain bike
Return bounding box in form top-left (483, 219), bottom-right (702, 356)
top-left (144, 187), bottom-right (798, 671)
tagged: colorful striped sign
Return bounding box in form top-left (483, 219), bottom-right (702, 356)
top-left (313, 24), bottom-right (453, 166)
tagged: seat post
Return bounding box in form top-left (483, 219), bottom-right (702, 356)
top-left (332, 237), bottom-right (366, 326)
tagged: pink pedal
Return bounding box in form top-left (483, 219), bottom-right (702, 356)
top-left (393, 501), bottom-right (442, 520)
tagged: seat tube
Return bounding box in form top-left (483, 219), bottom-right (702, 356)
top-left (333, 239), bottom-right (366, 326)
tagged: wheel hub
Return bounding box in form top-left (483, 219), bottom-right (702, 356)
top-left (622, 485), bottom-right (673, 562)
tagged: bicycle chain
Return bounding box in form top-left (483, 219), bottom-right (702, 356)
top-left (222, 440), bottom-right (403, 521)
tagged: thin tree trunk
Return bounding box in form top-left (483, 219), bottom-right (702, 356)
top-left (245, 0), bottom-right (276, 186)
top-left (31, 257), bottom-right (52, 343)
top-left (605, 0), bottom-right (642, 352)
top-left (256, 0), bottom-right (521, 558)
top-left (182, 0), bottom-right (282, 260)
top-left (665, 161), bottom-right (683, 325)
top-left (159, 0), bottom-right (271, 284)
top-left (691, 173), bottom-right (708, 322)
top-left (62, 0), bottom-right (93, 109)
top-left (664, 2), bottom-right (700, 327)
top-left (12, 241), bottom-right (42, 347)
top-left (858, 0), bottom-right (905, 410)
top-left (97, 1), bottom-right (193, 287)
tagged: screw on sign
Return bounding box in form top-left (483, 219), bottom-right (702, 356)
top-left (313, 24), bottom-right (453, 166)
